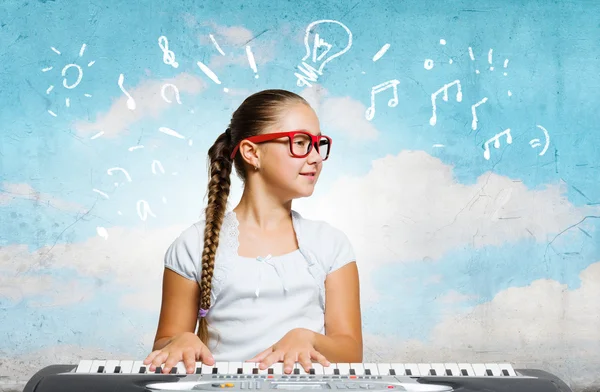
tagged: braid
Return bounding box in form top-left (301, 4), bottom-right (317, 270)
top-left (197, 131), bottom-right (232, 344)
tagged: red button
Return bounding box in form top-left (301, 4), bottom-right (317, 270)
top-left (387, 386), bottom-right (394, 389)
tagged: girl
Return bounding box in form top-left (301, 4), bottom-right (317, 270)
top-left (143, 89), bottom-right (362, 376)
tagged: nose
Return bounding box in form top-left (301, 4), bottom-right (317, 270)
top-left (307, 142), bottom-right (324, 164)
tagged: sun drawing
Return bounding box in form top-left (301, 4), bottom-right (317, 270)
top-left (42, 43), bottom-right (95, 117)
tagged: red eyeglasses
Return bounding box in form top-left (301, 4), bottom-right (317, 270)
top-left (229, 131), bottom-right (332, 161)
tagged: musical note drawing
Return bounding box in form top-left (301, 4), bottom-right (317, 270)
top-left (106, 167), bottom-right (132, 186)
top-left (365, 79), bottom-right (400, 121)
top-left (295, 19), bottom-right (353, 87)
top-left (483, 128), bottom-right (512, 160)
top-left (158, 126), bottom-right (185, 139)
top-left (137, 200), bottom-right (157, 221)
top-left (118, 74), bottom-right (136, 110)
top-left (158, 36), bottom-right (179, 69)
top-left (471, 97), bottom-right (488, 130)
top-left (530, 124), bottom-right (550, 156)
top-left (372, 43), bottom-right (390, 62)
top-left (161, 83), bottom-right (182, 104)
top-left (429, 80), bottom-right (463, 126)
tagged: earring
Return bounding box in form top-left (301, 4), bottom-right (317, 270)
top-left (254, 165), bottom-right (259, 171)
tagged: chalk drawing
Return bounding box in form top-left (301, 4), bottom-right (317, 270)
top-left (373, 43), bottom-right (390, 62)
top-left (424, 59), bottom-right (434, 70)
top-left (161, 83), bottom-right (182, 104)
top-left (137, 200), bottom-right (157, 221)
top-left (158, 127), bottom-right (185, 139)
top-left (96, 226), bottom-right (109, 240)
top-left (429, 80), bottom-right (463, 126)
top-left (196, 60), bottom-right (229, 92)
top-left (530, 124), bottom-right (550, 156)
top-left (128, 145), bottom-right (144, 152)
top-left (295, 20), bottom-right (353, 87)
top-left (365, 79), bottom-right (400, 121)
top-left (158, 36), bottom-right (179, 68)
top-left (151, 160), bottom-right (165, 175)
top-left (504, 59), bottom-right (509, 76)
top-left (118, 74), bottom-right (136, 110)
top-left (468, 47), bottom-right (479, 74)
top-left (107, 167), bottom-right (132, 186)
top-left (209, 34), bottom-right (225, 55)
top-left (43, 43), bottom-right (94, 116)
top-left (471, 97), bottom-right (488, 130)
top-left (246, 46), bottom-right (259, 79)
top-left (92, 189), bottom-right (109, 199)
top-left (483, 129), bottom-right (512, 160)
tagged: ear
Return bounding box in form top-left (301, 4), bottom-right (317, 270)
top-left (238, 140), bottom-right (261, 168)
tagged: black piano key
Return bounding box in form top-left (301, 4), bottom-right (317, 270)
top-left (138, 366), bottom-right (145, 374)
top-left (114, 366), bottom-right (121, 373)
top-left (429, 369), bottom-right (437, 376)
top-left (252, 368), bottom-right (258, 374)
top-left (155, 366), bottom-right (162, 374)
top-left (97, 366), bottom-right (105, 373)
top-left (334, 369), bottom-right (340, 375)
top-left (388, 369), bottom-right (396, 376)
top-left (268, 368), bottom-right (274, 375)
top-left (294, 368), bottom-right (300, 375)
top-left (502, 369), bottom-right (509, 376)
top-left (212, 367), bottom-right (219, 374)
top-left (445, 369), bottom-right (453, 376)
top-left (196, 367), bottom-right (202, 374)
top-left (461, 369), bottom-right (468, 376)
top-left (364, 369), bottom-right (371, 375)
top-left (486, 369), bottom-right (493, 376)
top-left (237, 368), bottom-right (243, 374)
top-left (405, 369), bottom-right (412, 376)
top-left (349, 369), bottom-right (355, 375)
top-left (309, 368), bottom-right (315, 375)
top-left (170, 367), bottom-right (177, 374)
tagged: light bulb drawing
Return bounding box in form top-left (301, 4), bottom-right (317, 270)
top-left (294, 19), bottom-right (353, 87)
top-left (42, 44), bottom-right (95, 117)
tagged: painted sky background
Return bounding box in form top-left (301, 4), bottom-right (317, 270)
top-left (1, 0), bottom-right (600, 390)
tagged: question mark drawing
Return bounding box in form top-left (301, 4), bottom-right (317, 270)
top-left (107, 167), bottom-right (132, 187)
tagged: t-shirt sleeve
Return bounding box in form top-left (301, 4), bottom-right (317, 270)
top-left (326, 225), bottom-right (356, 274)
top-left (164, 223), bottom-right (203, 282)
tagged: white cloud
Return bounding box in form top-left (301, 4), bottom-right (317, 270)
top-left (73, 73), bottom-right (206, 138)
top-left (362, 261), bottom-right (600, 388)
top-left (300, 85), bottom-right (379, 140)
top-left (293, 150), bottom-right (599, 301)
top-left (0, 182), bottom-right (86, 212)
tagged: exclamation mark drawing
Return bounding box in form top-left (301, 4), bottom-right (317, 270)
top-left (503, 59), bottom-right (509, 76)
top-left (468, 47), bottom-right (479, 74)
top-left (246, 46), bottom-right (259, 79)
top-left (488, 49), bottom-right (494, 71)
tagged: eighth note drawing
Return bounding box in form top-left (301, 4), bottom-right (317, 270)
top-left (365, 79), bottom-right (400, 121)
top-left (529, 124), bottom-right (550, 156)
top-left (483, 129), bottom-right (512, 160)
top-left (118, 74), bottom-right (136, 110)
top-left (429, 80), bottom-right (463, 126)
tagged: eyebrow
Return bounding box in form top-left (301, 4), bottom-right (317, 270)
top-left (298, 128), bottom-right (322, 136)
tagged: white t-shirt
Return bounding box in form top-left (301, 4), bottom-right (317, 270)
top-left (163, 209), bottom-right (356, 361)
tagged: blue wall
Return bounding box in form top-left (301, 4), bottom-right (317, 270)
top-left (1, 0), bottom-right (599, 390)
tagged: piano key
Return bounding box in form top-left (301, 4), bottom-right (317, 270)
top-left (202, 363), bottom-right (215, 375)
top-left (390, 363), bottom-right (406, 376)
top-left (363, 363), bottom-right (379, 376)
top-left (311, 363), bottom-right (324, 375)
top-left (228, 362), bottom-right (243, 374)
top-left (90, 360), bottom-right (106, 373)
top-left (104, 360), bottom-right (121, 373)
top-left (242, 362), bottom-right (255, 375)
top-left (323, 363), bottom-right (336, 375)
top-left (75, 360), bottom-right (93, 373)
top-left (350, 363), bottom-right (364, 375)
top-left (471, 363), bottom-right (487, 376)
top-left (336, 363), bottom-right (351, 375)
top-left (443, 363), bottom-right (460, 376)
top-left (404, 363), bottom-right (419, 376)
top-left (294, 363), bottom-right (310, 375)
top-left (195, 362), bottom-right (204, 374)
top-left (174, 362), bottom-right (187, 374)
top-left (131, 360), bottom-right (145, 373)
top-left (271, 363), bottom-right (284, 375)
top-left (498, 363), bottom-right (517, 376)
top-left (118, 360), bottom-right (133, 374)
top-left (418, 363), bottom-right (433, 376)
top-left (484, 363), bottom-right (502, 376)
top-left (212, 361), bottom-right (228, 374)
top-left (458, 363), bottom-right (475, 376)
top-left (376, 363), bottom-right (391, 376)
top-left (430, 363), bottom-right (446, 376)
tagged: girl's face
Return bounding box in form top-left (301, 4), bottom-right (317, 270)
top-left (258, 103), bottom-right (326, 200)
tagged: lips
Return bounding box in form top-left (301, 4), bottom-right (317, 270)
top-left (300, 172), bottom-right (316, 176)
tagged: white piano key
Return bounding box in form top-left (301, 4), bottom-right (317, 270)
top-left (90, 360), bottom-right (106, 373)
top-left (443, 363), bottom-right (460, 376)
top-left (498, 363), bottom-right (517, 376)
top-left (404, 363), bottom-right (420, 376)
top-left (323, 363), bottom-right (336, 375)
top-left (118, 360), bottom-right (134, 374)
top-left (418, 363), bottom-right (433, 376)
top-left (458, 363), bottom-right (474, 376)
top-left (228, 362), bottom-right (243, 374)
top-left (214, 361), bottom-right (229, 374)
top-left (311, 363), bottom-right (324, 375)
top-left (377, 363), bottom-right (391, 376)
top-left (484, 363), bottom-right (502, 376)
top-left (131, 360), bottom-right (145, 374)
top-left (259, 364), bottom-right (270, 375)
top-left (336, 363), bottom-right (351, 375)
top-left (104, 360), bottom-right (121, 374)
top-left (350, 363), bottom-right (364, 375)
top-left (172, 362), bottom-right (186, 374)
top-left (363, 363), bottom-right (379, 376)
top-left (242, 362), bottom-right (256, 375)
top-left (430, 363), bottom-right (446, 376)
top-left (390, 363), bottom-right (406, 376)
top-left (75, 360), bottom-right (93, 373)
top-left (471, 363), bottom-right (487, 376)
top-left (271, 363), bottom-right (284, 375)
top-left (202, 363), bottom-right (215, 375)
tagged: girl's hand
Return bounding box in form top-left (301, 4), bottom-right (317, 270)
top-left (247, 328), bottom-right (330, 374)
top-left (143, 332), bottom-right (214, 374)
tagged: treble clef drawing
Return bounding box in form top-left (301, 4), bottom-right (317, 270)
top-left (158, 36), bottom-right (179, 69)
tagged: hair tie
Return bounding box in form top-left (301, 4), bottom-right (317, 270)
top-left (198, 308), bottom-right (209, 318)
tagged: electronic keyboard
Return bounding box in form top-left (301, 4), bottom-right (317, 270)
top-left (22, 360), bottom-right (573, 392)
